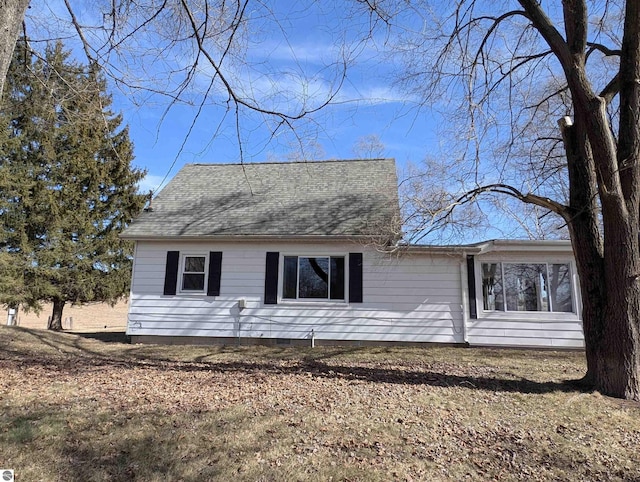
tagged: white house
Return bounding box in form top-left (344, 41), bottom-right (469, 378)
top-left (121, 159), bottom-right (583, 348)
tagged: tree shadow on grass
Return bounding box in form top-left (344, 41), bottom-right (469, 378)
top-left (72, 331), bottom-right (129, 343)
top-left (0, 406), bottom-right (246, 482)
top-left (298, 358), bottom-right (587, 394)
top-left (0, 327), bottom-right (590, 396)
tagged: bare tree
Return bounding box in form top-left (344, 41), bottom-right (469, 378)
top-left (0, 0), bottom-right (30, 98)
top-left (399, 158), bottom-right (489, 243)
top-left (7, 1), bottom-right (364, 172)
top-left (352, 134), bottom-right (386, 158)
top-left (374, 0), bottom-right (640, 400)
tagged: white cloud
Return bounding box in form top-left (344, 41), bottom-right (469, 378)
top-left (253, 40), bottom-right (340, 65)
top-left (137, 174), bottom-right (167, 195)
top-left (355, 85), bottom-right (416, 105)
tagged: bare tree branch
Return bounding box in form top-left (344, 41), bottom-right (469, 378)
top-left (62, 0), bottom-right (96, 64)
top-left (587, 41), bottom-right (622, 57)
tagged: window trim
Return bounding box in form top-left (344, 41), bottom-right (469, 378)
top-left (279, 253), bottom-right (349, 304)
top-left (178, 253), bottom-right (209, 294)
top-left (478, 259), bottom-right (577, 315)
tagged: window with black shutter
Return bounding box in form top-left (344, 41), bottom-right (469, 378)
top-left (164, 251), bottom-right (224, 296)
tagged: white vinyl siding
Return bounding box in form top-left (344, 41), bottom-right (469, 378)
top-left (127, 241), bottom-right (465, 344)
top-left (127, 240), bottom-right (584, 349)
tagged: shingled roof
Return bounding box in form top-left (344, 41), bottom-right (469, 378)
top-left (122, 159), bottom-right (399, 239)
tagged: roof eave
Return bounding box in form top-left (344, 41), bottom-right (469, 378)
top-left (398, 239), bottom-right (573, 256)
top-left (119, 233), bottom-right (382, 243)
top-left (401, 244), bottom-right (482, 255)
top-left (472, 239), bottom-right (574, 254)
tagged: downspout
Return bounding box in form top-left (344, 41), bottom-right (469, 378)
top-left (236, 299), bottom-right (245, 346)
top-left (126, 242), bottom-right (140, 335)
top-left (460, 253), bottom-right (470, 344)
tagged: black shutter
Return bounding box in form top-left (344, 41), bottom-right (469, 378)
top-left (466, 255), bottom-right (477, 319)
top-left (207, 251), bottom-right (223, 296)
top-left (264, 252), bottom-right (279, 304)
top-left (163, 251), bottom-right (180, 295)
top-left (349, 252), bottom-right (363, 303)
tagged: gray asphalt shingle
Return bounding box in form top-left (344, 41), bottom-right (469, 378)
top-left (122, 159), bottom-right (399, 238)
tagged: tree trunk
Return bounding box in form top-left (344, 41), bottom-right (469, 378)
top-left (0, 0), bottom-right (30, 98)
top-left (595, 215), bottom-right (640, 400)
top-left (560, 116), bottom-right (604, 386)
top-left (568, 239), bottom-right (604, 386)
top-left (571, 216), bottom-right (640, 400)
top-left (561, 117), bottom-right (640, 400)
top-left (596, 0), bottom-right (640, 401)
top-left (47, 298), bottom-right (65, 331)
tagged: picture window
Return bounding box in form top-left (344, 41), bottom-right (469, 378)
top-left (283, 256), bottom-right (345, 301)
top-left (481, 262), bottom-right (573, 313)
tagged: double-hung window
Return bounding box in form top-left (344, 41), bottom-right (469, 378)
top-left (283, 256), bottom-right (345, 301)
top-left (481, 262), bottom-right (573, 313)
top-left (180, 254), bottom-right (207, 292)
top-left (164, 251), bottom-right (222, 296)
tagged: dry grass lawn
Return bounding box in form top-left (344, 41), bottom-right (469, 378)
top-left (1, 326), bottom-right (639, 481)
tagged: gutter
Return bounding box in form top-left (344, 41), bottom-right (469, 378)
top-left (471, 239), bottom-right (573, 254)
top-left (459, 252), bottom-right (470, 344)
top-left (118, 234), bottom-right (375, 242)
top-left (401, 244), bottom-right (482, 256)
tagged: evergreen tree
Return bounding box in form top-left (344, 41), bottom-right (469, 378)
top-left (0, 39), bottom-right (146, 330)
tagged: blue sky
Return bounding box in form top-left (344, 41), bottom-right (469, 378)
top-left (25, 0), bottom-right (444, 194)
top-left (25, 0), bottom-right (563, 243)
top-left (20, 0), bottom-right (614, 244)
top-left (127, 99), bottom-right (442, 194)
